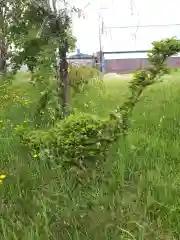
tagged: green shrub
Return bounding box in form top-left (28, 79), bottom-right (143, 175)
top-left (171, 68), bottom-right (180, 73)
top-left (69, 65), bottom-right (99, 92)
top-left (21, 112), bottom-right (122, 166)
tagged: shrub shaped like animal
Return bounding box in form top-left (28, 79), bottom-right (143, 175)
top-left (20, 38), bottom-right (180, 168)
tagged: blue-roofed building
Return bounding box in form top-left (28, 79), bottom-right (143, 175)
top-left (69, 49), bottom-right (93, 59)
top-left (68, 49), bottom-right (97, 67)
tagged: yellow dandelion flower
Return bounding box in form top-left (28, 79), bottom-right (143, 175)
top-left (0, 175), bottom-right (6, 184)
top-left (0, 175), bottom-right (6, 179)
top-left (33, 154), bottom-right (38, 158)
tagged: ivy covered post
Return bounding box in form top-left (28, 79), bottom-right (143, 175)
top-left (0, 39), bottom-right (7, 75)
top-left (59, 37), bottom-right (69, 118)
top-left (50, 11), bottom-right (71, 119)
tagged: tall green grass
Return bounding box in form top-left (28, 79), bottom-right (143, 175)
top-left (0, 73), bottom-right (180, 239)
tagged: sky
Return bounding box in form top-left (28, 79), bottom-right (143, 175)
top-left (69, 0), bottom-right (180, 58)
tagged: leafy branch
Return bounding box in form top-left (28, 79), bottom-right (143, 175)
top-left (114, 37), bottom-right (180, 134)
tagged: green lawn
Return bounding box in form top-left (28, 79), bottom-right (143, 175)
top-left (0, 72), bottom-right (180, 239)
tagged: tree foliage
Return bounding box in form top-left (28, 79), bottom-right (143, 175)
top-left (1, 0), bottom-right (77, 117)
top-left (8, 0), bottom-right (75, 74)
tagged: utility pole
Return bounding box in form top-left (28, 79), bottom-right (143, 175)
top-left (98, 13), bottom-right (102, 72)
top-left (98, 7), bottom-right (107, 72)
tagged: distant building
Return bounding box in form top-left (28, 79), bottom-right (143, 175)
top-left (68, 49), bottom-right (97, 67)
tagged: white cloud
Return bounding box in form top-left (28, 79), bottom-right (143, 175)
top-left (71, 0), bottom-right (180, 58)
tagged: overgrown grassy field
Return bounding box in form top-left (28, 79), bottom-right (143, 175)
top-left (0, 72), bottom-right (180, 239)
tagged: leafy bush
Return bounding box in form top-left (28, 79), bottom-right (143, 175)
top-left (69, 65), bottom-right (99, 92)
top-left (171, 68), bottom-right (180, 73)
top-left (21, 112), bottom-right (122, 166)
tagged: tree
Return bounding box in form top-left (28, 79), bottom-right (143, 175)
top-left (7, 0), bottom-right (76, 118)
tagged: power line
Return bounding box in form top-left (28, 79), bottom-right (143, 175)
top-left (103, 50), bottom-right (149, 54)
top-left (105, 23), bottom-right (180, 29)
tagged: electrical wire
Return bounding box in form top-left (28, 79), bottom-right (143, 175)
top-left (105, 23), bottom-right (180, 29)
